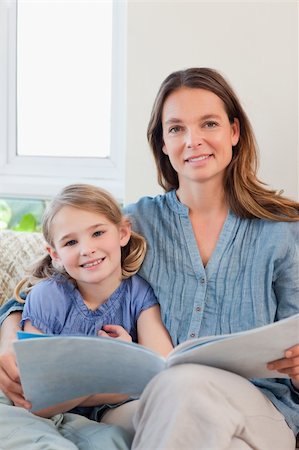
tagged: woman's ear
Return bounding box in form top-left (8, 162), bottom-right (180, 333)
top-left (119, 218), bottom-right (132, 247)
top-left (231, 118), bottom-right (240, 146)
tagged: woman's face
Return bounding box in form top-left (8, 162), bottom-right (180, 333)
top-left (161, 87), bottom-right (240, 189)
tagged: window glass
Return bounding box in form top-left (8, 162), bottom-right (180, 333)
top-left (17, 0), bottom-right (113, 158)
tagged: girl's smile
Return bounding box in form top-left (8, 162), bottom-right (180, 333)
top-left (47, 205), bottom-right (131, 305)
top-left (80, 257), bottom-right (105, 269)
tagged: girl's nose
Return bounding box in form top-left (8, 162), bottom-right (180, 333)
top-left (80, 246), bottom-right (96, 257)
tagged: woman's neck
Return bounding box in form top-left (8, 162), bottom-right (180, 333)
top-left (176, 180), bottom-right (228, 216)
top-left (176, 181), bottom-right (229, 267)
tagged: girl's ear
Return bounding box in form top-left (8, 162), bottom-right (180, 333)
top-left (119, 218), bottom-right (132, 247)
top-left (46, 245), bottom-right (61, 263)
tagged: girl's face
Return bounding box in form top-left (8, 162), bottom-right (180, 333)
top-left (47, 206), bottom-right (131, 293)
top-left (161, 87), bottom-right (240, 189)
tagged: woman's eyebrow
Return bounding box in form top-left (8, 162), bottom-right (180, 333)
top-left (164, 114), bottom-right (222, 125)
top-left (164, 118), bottom-right (183, 125)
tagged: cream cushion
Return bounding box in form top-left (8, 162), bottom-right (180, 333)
top-left (0, 230), bottom-right (46, 306)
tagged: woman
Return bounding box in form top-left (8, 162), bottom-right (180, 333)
top-left (1, 68), bottom-right (299, 449)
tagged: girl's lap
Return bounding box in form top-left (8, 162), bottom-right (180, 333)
top-left (0, 391), bottom-right (131, 450)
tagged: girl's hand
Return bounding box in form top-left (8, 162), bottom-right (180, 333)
top-left (98, 325), bottom-right (132, 343)
top-left (267, 344), bottom-right (299, 388)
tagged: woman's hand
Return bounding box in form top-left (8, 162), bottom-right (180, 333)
top-left (0, 313), bottom-right (31, 409)
top-left (267, 344), bottom-right (299, 389)
top-left (98, 325), bottom-right (132, 342)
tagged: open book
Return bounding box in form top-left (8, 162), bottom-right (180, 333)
top-left (14, 313), bottom-right (299, 411)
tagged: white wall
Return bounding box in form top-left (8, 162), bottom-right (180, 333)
top-left (124, 1), bottom-right (299, 204)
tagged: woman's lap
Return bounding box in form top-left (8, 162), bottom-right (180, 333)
top-left (130, 364), bottom-right (296, 450)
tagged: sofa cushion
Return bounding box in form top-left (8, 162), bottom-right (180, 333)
top-left (0, 230), bottom-right (46, 306)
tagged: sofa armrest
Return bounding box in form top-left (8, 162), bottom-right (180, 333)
top-left (0, 230), bottom-right (46, 306)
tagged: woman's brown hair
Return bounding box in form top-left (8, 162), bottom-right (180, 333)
top-left (147, 67), bottom-right (299, 221)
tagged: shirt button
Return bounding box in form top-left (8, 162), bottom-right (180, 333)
top-left (200, 277), bottom-right (205, 284)
top-left (190, 333), bottom-right (196, 338)
top-left (196, 306), bottom-right (201, 312)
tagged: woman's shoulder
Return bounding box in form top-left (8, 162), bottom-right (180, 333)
top-left (257, 218), bottom-right (299, 239)
top-left (124, 193), bottom-right (168, 215)
top-left (238, 217), bottom-right (299, 256)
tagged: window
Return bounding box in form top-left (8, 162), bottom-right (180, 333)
top-left (0, 0), bottom-right (126, 201)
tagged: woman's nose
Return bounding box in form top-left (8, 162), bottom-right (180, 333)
top-left (186, 129), bottom-right (203, 148)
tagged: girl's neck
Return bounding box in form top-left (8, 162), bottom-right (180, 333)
top-left (76, 273), bottom-right (122, 311)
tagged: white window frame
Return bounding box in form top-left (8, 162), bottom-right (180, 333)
top-left (0, 0), bottom-right (126, 201)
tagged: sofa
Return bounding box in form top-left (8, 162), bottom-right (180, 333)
top-left (0, 229), bottom-right (298, 448)
top-left (0, 230), bottom-right (46, 306)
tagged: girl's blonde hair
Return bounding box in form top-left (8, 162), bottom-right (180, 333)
top-left (148, 67), bottom-right (299, 221)
top-left (15, 184), bottom-right (146, 302)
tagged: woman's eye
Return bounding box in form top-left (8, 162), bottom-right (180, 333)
top-left (169, 125), bottom-right (182, 134)
top-left (204, 121), bottom-right (218, 128)
top-left (93, 230), bottom-right (104, 237)
top-left (65, 239), bottom-right (77, 247)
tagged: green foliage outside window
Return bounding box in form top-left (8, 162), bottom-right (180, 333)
top-left (0, 198), bottom-right (46, 232)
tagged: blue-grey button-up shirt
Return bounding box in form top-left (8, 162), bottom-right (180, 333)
top-left (124, 190), bottom-right (299, 435)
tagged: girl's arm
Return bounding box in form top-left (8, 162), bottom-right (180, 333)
top-left (137, 305), bottom-right (173, 357)
top-left (0, 312), bottom-right (31, 408)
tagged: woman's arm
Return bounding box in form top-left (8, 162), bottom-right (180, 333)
top-left (0, 312), bottom-right (31, 408)
top-left (267, 344), bottom-right (299, 389)
top-left (137, 305), bottom-right (173, 357)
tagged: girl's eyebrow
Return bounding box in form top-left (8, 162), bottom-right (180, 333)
top-left (58, 223), bottom-right (107, 243)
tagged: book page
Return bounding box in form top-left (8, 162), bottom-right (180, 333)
top-left (167, 314), bottom-right (299, 378)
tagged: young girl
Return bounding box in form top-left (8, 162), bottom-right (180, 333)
top-left (15, 183), bottom-right (173, 445)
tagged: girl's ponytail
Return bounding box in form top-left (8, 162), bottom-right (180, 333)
top-left (14, 253), bottom-right (70, 302)
top-left (121, 230), bottom-right (146, 278)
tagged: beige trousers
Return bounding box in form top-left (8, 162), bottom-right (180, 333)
top-left (102, 364), bottom-right (296, 450)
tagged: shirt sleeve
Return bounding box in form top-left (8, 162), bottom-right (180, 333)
top-left (0, 298), bottom-right (25, 327)
top-left (129, 274), bottom-right (159, 321)
top-left (20, 279), bottom-right (65, 334)
top-left (274, 222), bottom-right (299, 320)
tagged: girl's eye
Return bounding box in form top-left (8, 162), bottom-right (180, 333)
top-left (93, 230), bottom-right (104, 237)
top-left (65, 239), bottom-right (77, 247)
